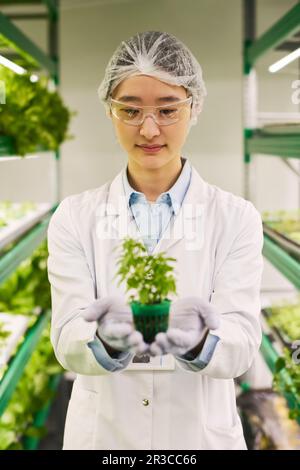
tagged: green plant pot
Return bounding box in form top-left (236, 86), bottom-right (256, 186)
top-left (130, 299), bottom-right (171, 344)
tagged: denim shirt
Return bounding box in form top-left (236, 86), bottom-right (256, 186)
top-left (123, 157), bottom-right (191, 254)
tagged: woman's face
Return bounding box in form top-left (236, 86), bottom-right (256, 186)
top-left (110, 75), bottom-right (191, 171)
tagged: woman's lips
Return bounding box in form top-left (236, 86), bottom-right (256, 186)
top-left (137, 145), bottom-right (165, 154)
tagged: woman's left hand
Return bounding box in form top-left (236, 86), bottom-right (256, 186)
top-left (149, 296), bottom-right (220, 357)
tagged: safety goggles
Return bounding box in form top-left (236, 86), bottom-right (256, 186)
top-left (109, 96), bottom-right (192, 126)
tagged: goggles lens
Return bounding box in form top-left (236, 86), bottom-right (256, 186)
top-left (110, 97), bottom-right (192, 126)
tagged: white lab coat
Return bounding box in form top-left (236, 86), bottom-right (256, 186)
top-left (47, 163), bottom-right (264, 450)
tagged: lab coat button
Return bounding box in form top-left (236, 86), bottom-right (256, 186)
top-left (142, 399), bottom-right (149, 406)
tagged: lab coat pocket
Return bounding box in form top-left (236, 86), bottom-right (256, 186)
top-left (202, 377), bottom-right (246, 449)
top-left (63, 386), bottom-right (99, 450)
top-left (205, 420), bottom-right (247, 450)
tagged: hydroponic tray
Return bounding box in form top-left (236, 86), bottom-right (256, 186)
top-left (0, 202), bottom-right (52, 251)
top-left (259, 123), bottom-right (300, 135)
top-left (262, 309), bottom-right (294, 349)
top-left (0, 312), bottom-right (30, 367)
top-left (263, 224), bottom-right (300, 261)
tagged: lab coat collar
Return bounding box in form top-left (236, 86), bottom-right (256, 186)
top-left (105, 162), bottom-right (208, 217)
top-left (122, 157), bottom-right (192, 216)
top-left (100, 162), bottom-right (208, 253)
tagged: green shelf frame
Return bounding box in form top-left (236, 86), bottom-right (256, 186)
top-left (243, 3), bottom-right (300, 428)
top-left (260, 333), bottom-right (279, 374)
top-left (0, 1), bottom-right (58, 26)
top-left (0, 136), bottom-right (14, 156)
top-left (263, 234), bottom-right (300, 290)
top-left (0, 10), bottom-right (57, 74)
top-left (245, 2), bottom-right (300, 68)
top-left (245, 133), bottom-right (300, 159)
top-left (0, 310), bottom-right (51, 417)
top-left (0, 1), bottom-right (58, 21)
top-left (0, 210), bottom-right (53, 286)
top-left (23, 374), bottom-right (61, 450)
top-left (0, 1), bottom-right (60, 448)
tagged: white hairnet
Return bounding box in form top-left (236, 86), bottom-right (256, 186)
top-left (98, 31), bottom-right (207, 126)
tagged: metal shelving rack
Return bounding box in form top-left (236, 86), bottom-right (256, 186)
top-left (243, 0), bottom-right (300, 421)
top-left (262, 234), bottom-right (300, 290)
top-left (243, 1), bottom-right (300, 291)
top-left (0, 310), bottom-right (51, 417)
top-left (0, 0), bottom-right (60, 200)
top-left (0, 0), bottom-right (60, 449)
top-left (243, 1), bottom-right (300, 196)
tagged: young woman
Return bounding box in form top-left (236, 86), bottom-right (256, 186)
top-left (47, 31), bottom-right (264, 450)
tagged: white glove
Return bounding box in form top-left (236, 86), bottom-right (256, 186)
top-left (149, 296), bottom-right (220, 357)
top-left (82, 295), bottom-right (148, 356)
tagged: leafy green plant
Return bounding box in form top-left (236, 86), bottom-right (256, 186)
top-left (0, 240), bottom-right (51, 315)
top-left (0, 201), bottom-right (36, 222)
top-left (0, 240), bottom-right (62, 449)
top-left (115, 237), bottom-right (177, 343)
top-left (273, 349), bottom-right (300, 421)
top-left (266, 301), bottom-right (300, 342)
top-left (262, 209), bottom-right (300, 245)
top-left (0, 326), bottom-right (62, 450)
top-left (0, 67), bottom-right (73, 156)
top-left (115, 237), bottom-right (177, 305)
top-left (0, 321), bottom-right (10, 343)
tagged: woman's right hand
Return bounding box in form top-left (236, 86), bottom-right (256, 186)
top-left (82, 295), bottom-right (149, 356)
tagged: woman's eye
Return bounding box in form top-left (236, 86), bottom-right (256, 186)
top-left (123, 108), bottom-right (139, 117)
top-left (160, 109), bottom-right (177, 116)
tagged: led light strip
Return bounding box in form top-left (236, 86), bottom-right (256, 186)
top-left (269, 47), bottom-right (300, 73)
top-left (0, 54), bottom-right (26, 75)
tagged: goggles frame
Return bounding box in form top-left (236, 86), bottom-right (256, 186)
top-left (109, 96), bottom-right (192, 126)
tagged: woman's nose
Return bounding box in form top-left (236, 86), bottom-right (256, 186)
top-left (139, 115), bottom-right (160, 139)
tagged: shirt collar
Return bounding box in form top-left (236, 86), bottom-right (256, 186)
top-left (122, 157), bottom-right (191, 215)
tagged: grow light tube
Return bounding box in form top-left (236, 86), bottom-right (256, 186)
top-left (0, 54), bottom-right (26, 75)
top-left (269, 48), bottom-right (300, 73)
